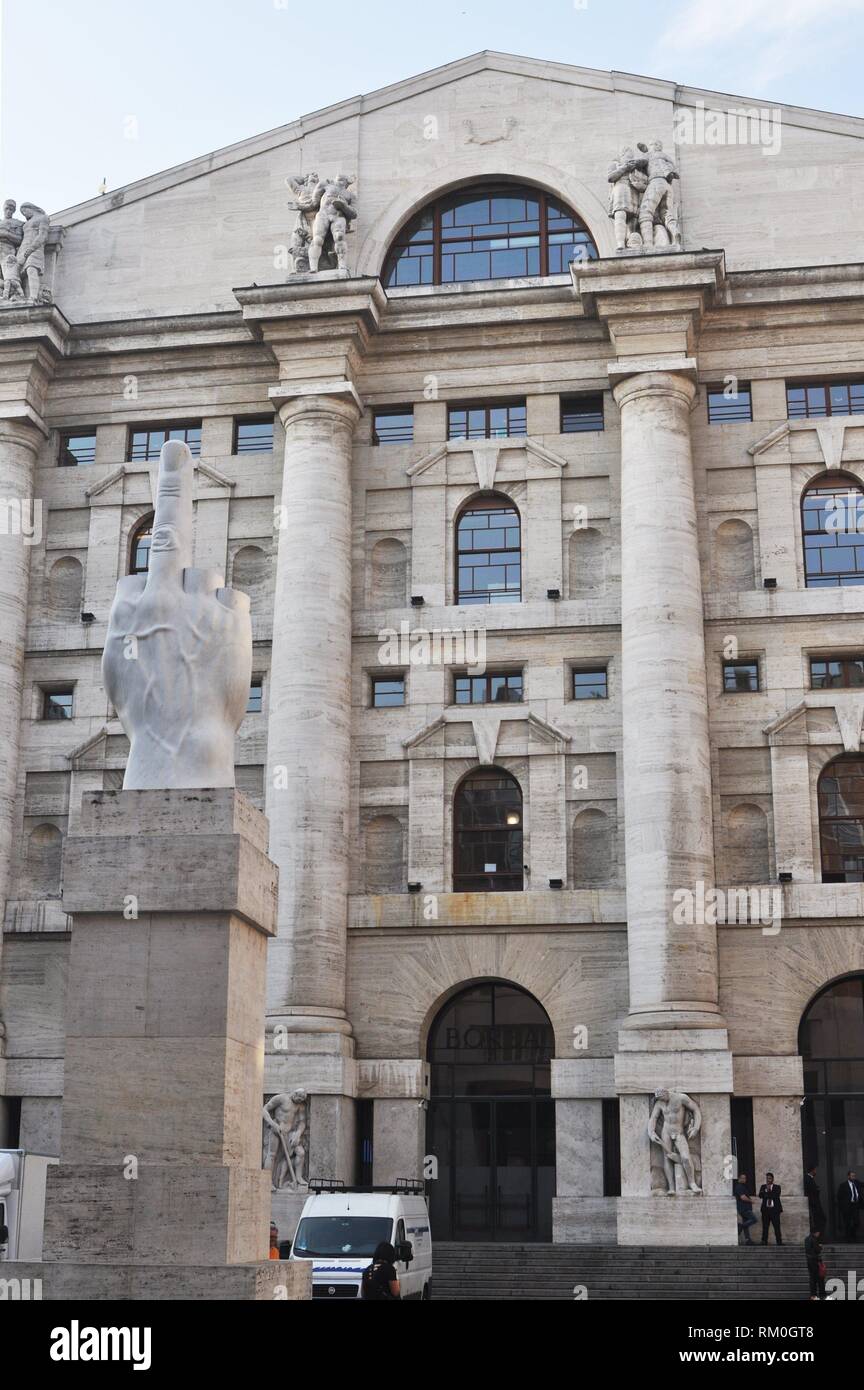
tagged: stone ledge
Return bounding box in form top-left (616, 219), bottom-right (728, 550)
top-left (1, 1259), bottom-right (311, 1300)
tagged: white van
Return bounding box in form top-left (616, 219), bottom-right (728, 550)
top-left (289, 1181), bottom-right (432, 1300)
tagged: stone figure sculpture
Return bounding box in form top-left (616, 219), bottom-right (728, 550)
top-left (0, 199), bottom-right (25, 301)
top-left (0, 199), bottom-right (59, 303)
top-left (285, 173), bottom-right (357, 274)
top-left (648, 1087), bottom-right (703, 1194)
top-left (102, 440), bottom-right (252, 789)
top-left (607, 141), bottom-right (682, 253)
top-left (262, 1090), bottom-right (309, 1190)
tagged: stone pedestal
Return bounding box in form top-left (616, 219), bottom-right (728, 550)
top-left (7, 789), bottom-right (310, 1299)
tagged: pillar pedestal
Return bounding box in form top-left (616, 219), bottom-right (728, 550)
top-left (6, 789), bottom-right (310, 1299)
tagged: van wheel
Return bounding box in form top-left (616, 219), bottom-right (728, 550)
top-left (423, 1282), bottom-right (432, 1300)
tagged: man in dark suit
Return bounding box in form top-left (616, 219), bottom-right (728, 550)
top-left (758, 1172), bottom-right (783, 1245)
top-left (837, 1171), bottom-right (861, 1241)
top-left (804, 1164), bottom-right (826, 1234)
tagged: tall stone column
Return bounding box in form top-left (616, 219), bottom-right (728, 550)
top-left (0, 307), bottom-right (69, 1126)
top-left (235, 279), bottom-right (383, 1213)
top-left (266, 388), bottom-right (360, 1031)
top-left (614, 369), bottom-right (720, 1030)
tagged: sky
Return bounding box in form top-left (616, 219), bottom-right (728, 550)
top-left (2, 0), bottom-right (864, 215)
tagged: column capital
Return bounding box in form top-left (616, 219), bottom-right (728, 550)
top-left (612, 366), bottom-right (698, 407)
top-left (269, 379), bottom-right (363, 421)
top-left (0, 303), bottom-right (71, 437)
top-left (234, 275), bottom-right (384, 387)
top-left (572, 249), bottom-right (727, 364)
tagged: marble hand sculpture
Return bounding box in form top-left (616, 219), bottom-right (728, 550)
top-left (102, 440), bottom-right (252, 789)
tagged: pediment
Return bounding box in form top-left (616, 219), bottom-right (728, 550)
top-left (748, 418), bottom-right (864, 470)
top-left (403, 708), bottom-right (570, 759)
top-left (764, 694), bottom-right (864, 751)
top-left (407, 437), bottom-right (567, 489)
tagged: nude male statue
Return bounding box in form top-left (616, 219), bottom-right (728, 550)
top-left (262, 1089), bottom-right (308, 1191)
top-left (308, 174), bottom-right (357, 273)
top-left (648, 1087), bottom-right (702, 1194)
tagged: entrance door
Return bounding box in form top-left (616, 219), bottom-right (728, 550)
top-left (426, 982), bottom-right (555, 1241)
top-left (801, 975), bottom-right (864, 1238)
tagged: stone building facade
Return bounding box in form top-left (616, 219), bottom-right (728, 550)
top-left (1, 52), bottom-right (863, 1247)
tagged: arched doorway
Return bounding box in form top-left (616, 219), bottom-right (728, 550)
top-left (800, 974), bottom-right (864, 1236)
top-left (426, 981), bottom-right (555, 1241)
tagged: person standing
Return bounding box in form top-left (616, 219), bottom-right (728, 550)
top-left (837, 1171), bottom-right (861, 1241)
top-left (758, 1172), bottom-right (783, 1245)
top-left (804, 1163), bottom-right (826, 1234)
top-left (733, 1172), bottom-right (758, 1245)
top-left (361, 1241), bottom-right (401, 1301)
top-left (804, 1230), bottom-right (826, 1300)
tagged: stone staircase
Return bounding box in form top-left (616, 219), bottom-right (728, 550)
top-left (433, 1243), bottom-right (860, 1300)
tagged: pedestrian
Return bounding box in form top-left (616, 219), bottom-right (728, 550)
top-left (733, 1171), bottom-right (758, 1245)
top-left (804, 1163), bottom-right (826, 1234)
top-left (269, 1222), bottom-right (280, 1259)
top-left (836, 1170), bottom-right (861, 1241)
top-left (361, 1241), bottom-right (402, 1300)
top-left (804, 1229), bottom-right (826, 1300)
top-left (758, 1172), bottom-right (783, 1245)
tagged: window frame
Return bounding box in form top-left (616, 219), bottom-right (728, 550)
top-left (370, 673), bottom-right (406, 708)
top-left (57, 428), bottom-right (98, 467)
top-left (706, 382), bottom-right (753, 424)
top-left (571, 667), bottom-right (609, 701)
top-left (455, 493), bottom-right (522, 606)
top-left (233, 415), bottom-right (274, 455)
top-left (129, 513), bottom-right (155, 576)
top-left (787, 380), bottom-right (864, 421)
top-left (40, 685), bottom-right (74, 721)
top-left (453, 670), bottom-right (525, 705)
top-left (722, 659), bottom-right (760, 694)
top-left (447, 399), bottom-right (527, 442)
top-left (818, 755), bottom-right (864, 883)
top-left (801, 471), bottom-right (864, 589)
top-left (246, 677), bottom-right (264, 714)
top-left (810, 655), bottom-right (864, 690)
top-left (452, 767), bottom-right (524, 893)
top-left (560, 394), bottom-right (605, 433)
top-left (126, 421), bottom-right (203, 462)
top-left (372, 406), bottom-right (414, 446)
top-left (382, 183), bottom-right (598, 289)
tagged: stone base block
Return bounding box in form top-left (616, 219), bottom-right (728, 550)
top-left (44, 1164), bottom-right (271, 1265)
top-left (617, 1196), bottom-right (738, 1246)
top-left (553, 1197), bottom-right (617, 1244)
top-left (271, 1189), bottom-right (310, 1244)
top-left (3, 1259), bottom-right (311, 1300)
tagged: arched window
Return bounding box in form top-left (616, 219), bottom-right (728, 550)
top-left (454, 769), bottom-right (523, 892)
top-left (129, 514), bottom-right (154, 575)
top-left (818, 756), bottom-right (864, 882)
top-left (800, 975), bottom-right (864, 1237)
top-left (456, 494), bottom-right (521, 605)
top-left (383, 184), bottom-right (598, 288)
top-left (802, 473), bottom-right (864, 587)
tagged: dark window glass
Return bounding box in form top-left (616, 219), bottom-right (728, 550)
top-left (723, 660), bottom-right (760, 693)
top-left (383, 184), bottom-right (598, 288)
top-left (372, 408), bottom-right (414, 445)
top-left (372, 676), bottom-right (405, 708)
top-left (58, 430), bottom-right (97, 466)
top-left (129, 517), bottom-right (153, 575)
top-left (247, 679), bottom-right (263, 713)
top-left (128, 423), bottom-right (202, 461)
top-left (453, 770), bottom-right (523, 892)
top-left (707, 383), bottom-right (752, 423)
top-left (602, 1099), bottom-right (621, 1197)
top-left (42, 688), bottom-right (73, 720)
top-left (234, 418), bottom-right (274, 454)
top-left (456, 497), bottom-right (521, 605)
top-left (448, 401), bottom-right (526, 441)
top-left (572, 669), bottom-right (608, 700)
top-left (811, 656), bottom-right (864, 689)
top-left (801, 475), bottom-right (864, 588)
top-left (787, 381), bottom-right (864, 420)
top-left (454, 672), bottom-right (524, 704)
top-left (561, 394), bottom-right (605, 433)
top-left (819, 757), bottom-right (864, 882)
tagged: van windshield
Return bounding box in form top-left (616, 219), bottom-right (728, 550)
top-left (293, 1216), bottom-right (393, 1257)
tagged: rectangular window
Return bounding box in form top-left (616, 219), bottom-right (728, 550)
top-left (810, 655), bottom-right (864, 689)
top-left (561, 394), bottom-right (605, 432)
top-left (572, 668), bottom-right (608, 700)
top-left (42, 687), bottom-right (74, 720)
top-left (707, 383), bottom-right (752, 423)
top-left (58, 429), bottom-right (97, 466)
top-left (372, 407), bottom-right (414, 445)
top-left (787, 380), bottom-right (864, 420)
top-left (127, 422), bottom-right (202, 461)
top-left (234, 417), bottom-right (274, 454)
top-left (246, 678), bottom-right (263, 713)
top-left (448, 400), bottom-right (527, 441)
top-left (371, 675), bottom-right (405, 708)
top-left (453, 671), bottom-right (524, 704)
top-left (723, 660), bottom-right (760, 693)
